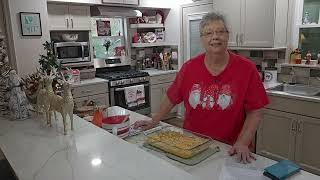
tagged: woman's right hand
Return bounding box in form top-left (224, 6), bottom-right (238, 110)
top-left (132, 119), bottom-right (159, 131)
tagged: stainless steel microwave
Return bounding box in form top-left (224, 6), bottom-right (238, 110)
top-left (54, 42), bottom-right (91, 66)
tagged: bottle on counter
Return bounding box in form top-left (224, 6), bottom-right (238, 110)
top-left (317, 51), bottom-right (320, 65)
top-left (305, 51), bottom-right (312, 65)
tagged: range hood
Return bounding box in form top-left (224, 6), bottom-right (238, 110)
top-left (90, 6), bottom-right (142, 17)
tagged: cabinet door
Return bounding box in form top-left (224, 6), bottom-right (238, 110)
top-left (68, 5), bottom-right (91, 30)
top-left (182, 3), bottom-right (213, 62)
top-left (241, 0), bottom-right (275, 47)
top-left (102, 0), bottom-right (125, 4)
top-left (256, 109), bottom-right (296, 161)
top-left (47, 4), bottom-right (69, 30)
top-left (73, 96), bottom-right (89, 111)
top-left (213, 0), bottom-right (241, 47)
top-left (124, 0), bottom-right (138, 5)
top-left (162, 82), bottom-right (177, 114)
top-left (295, 116), bottom-right (320, 175)
top-left (151, 84), bottom-right (162, 115)
top-left (88, 93), bottom-right (110, 107)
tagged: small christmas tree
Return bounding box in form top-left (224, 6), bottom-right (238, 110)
top-left (38, 41), bottom-right (60, 73)
top-left (23, 41), bottom-right (62, 103)
top-left (0, 35), bottom-right (12, 115)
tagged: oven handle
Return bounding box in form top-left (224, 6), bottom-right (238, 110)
top-left (81, 45), bottom-right (85, 60)
top-left (115, 83), bottom-right (150, 92)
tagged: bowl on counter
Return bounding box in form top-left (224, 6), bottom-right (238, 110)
top-left (102, 107), bottom-right (130, 138)
top-left (61, 33), bottom-right (78, 42)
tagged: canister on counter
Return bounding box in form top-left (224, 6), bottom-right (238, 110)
top-left (264, 67), bottom-right (278, 84)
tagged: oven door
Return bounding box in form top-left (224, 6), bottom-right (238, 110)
top-left (54, 42), bottom-right (90, 64)
top-left (110, 82), bottom-right (151, 115)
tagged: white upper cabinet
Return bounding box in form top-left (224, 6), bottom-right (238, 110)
top-left (68, 5), bottom-right (91, 30)
top-left (241, 0), bottom-right (275, 47)
top-left (102, 0), bottom-right (139, 5)
top-left (124, 0), bottom-right (139, 5)
top-left (102, 0), bottom-right (124, 4)
top-left (213, 0), bottom-right (287, 48)
top-left (47, 4), bottom-right (70, 30)
top-left (48, 4), bottom-right (90, 31)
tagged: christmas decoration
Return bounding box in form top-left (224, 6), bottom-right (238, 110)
top-left (0, 35), bottom-right (12, 116)
top-left (23, 41), bottom-right (62, 103)
top-left (7, 70), bottom-right (31, 120)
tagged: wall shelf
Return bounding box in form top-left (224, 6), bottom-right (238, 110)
top-left (130, 23), bottom-right (164, 29)
top-left (229, 47), bottom-right (287, 51)
top-left (298, 24), bottom-right (320, 29)
top-left (281, 63), bottom-right (320, 69)
top-left (131, 42), bottom-right (175, 48)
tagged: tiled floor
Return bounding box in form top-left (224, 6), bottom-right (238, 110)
top-left (0, 160), bottom-right (16, 180)
top-left (163, 117), bottom-right (184, 128)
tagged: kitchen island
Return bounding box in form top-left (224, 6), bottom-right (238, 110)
top-left (0, 107), bottom-right (319, 180)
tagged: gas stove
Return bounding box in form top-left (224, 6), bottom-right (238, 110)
top-left (96, 68), bottom-right (150, 87)
top-left (94, 58), bottom-right (151, 115)
top-left (96, 59), bottom-right (150, 87)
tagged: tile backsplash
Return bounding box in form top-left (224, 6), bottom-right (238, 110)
top-left (278, 65), bottom-right (320, 87)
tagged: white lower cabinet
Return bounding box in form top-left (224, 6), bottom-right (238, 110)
top-left (150, 73), bottom-right (177, 120)
top-left (257, 101), bottom-right (320, 175)
top-left (72, 80), bottom-right (109, 112)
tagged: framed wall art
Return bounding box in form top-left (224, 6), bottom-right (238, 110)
top-left (20, 12), bottom-right (42, 36)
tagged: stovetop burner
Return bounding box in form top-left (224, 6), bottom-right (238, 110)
top-left (96, 69), bottom-right (149, 81)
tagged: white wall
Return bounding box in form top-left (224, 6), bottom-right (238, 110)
top-left (4, 0), bottom-right (50, 77)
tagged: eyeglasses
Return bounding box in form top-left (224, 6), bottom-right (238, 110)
top-left (201, 30), bottom-right (229, 37)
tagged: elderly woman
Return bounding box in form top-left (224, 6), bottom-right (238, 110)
top-left (134, 12), bottom-right (269, 163)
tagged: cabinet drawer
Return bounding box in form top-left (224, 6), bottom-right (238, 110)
top-left (74, 96), bottom-right (89, 110)
top-left (72, 83), bottom-right (108, 98)
top-left (88, 93), bottom-right (109, 107)
top-left (150, 73), bottom-right (176, 85)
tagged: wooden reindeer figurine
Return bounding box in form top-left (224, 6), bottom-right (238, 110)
top-left (49, 74), bottom-right (74, 135)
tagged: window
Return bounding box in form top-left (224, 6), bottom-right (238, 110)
top-left (91, 17), bottom-right (126, 58)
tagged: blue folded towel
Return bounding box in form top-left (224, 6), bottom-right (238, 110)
top-left (263, 160), bottom-right (301, 180)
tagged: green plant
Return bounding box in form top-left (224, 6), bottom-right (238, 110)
top-left (38, 41), bottom-right (61, 73)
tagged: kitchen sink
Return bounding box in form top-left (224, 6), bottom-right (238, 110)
top-left (269, 84), bottom-right (320, 96)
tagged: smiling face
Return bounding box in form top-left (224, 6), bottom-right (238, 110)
top-left (201, 20), bottom-right (229, 55)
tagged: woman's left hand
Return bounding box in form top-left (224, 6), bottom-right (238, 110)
top-left (228, 142), bottom-right (256, 164)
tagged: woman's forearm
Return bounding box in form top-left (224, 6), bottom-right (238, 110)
top-left (236, 109), bottom-right (262, 146)
top-left (152, 95), bottom-right (175, 123)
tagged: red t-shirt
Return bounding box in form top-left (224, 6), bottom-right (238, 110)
top-left (167, 52), bottom-right (269, 145)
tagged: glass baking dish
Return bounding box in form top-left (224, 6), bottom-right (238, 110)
top-left (145, 126), bottom-right (213, 159)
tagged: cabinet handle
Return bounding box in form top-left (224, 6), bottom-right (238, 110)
top-left (159, 78), bottom-right (169, 81)
top-left (236, 34), bottom-right (239, 46)
top-left (66, 19), bottom-right (69, 28)
top-left (297, 121), bottom-right (302, 133)
top-left (291, 121), bottom-right (297, 131)
top-left (240, 33), bottom-right (244, 46)
top-left (82, 90), bottom-right (93, 93)
top-left (71, 19), bottom-right (74, 29)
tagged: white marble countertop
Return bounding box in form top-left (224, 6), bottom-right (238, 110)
top-left (0, 106), bottom-right (319, 180)
top-left (263, 82), bottom-right (282, 90)
top-left (71, 77), bottom-right (108, 88)
top-left (0, 109), bottom-right (193, 180)
top-left (141, 68), bottom-right (178, 76)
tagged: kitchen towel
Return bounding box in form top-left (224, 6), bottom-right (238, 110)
top-left (263, 160), bottom-right (300, 180)
top-left (136, 85), bottom-right (145, 105)
top-left (124, 86), bottom-right (138, 107)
